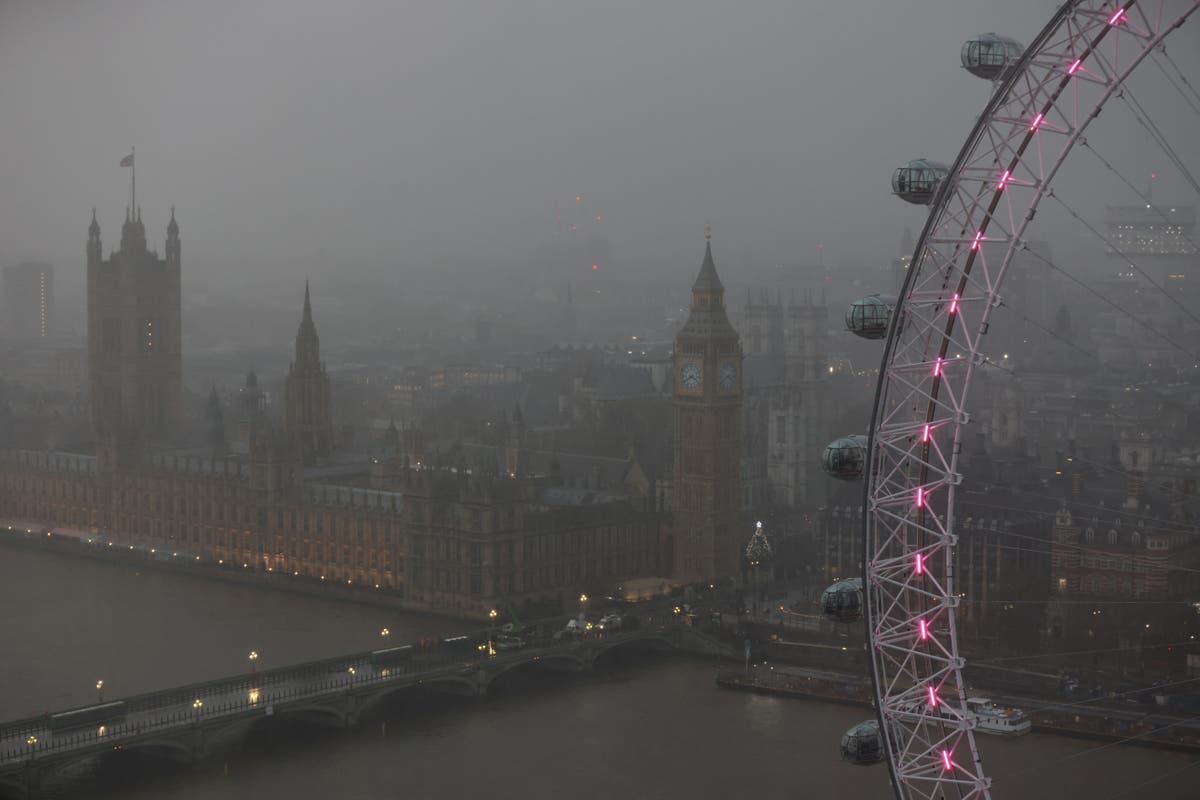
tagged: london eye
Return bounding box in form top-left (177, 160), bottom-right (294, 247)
top-left (825, 2), bottom-right (1200, 797)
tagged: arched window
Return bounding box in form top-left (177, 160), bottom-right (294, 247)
top-left (1084, 527), bottom-right (1095, 543)
top-left (1107, 529), bottom-right (1118, 545)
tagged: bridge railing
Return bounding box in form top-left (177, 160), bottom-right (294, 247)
top-left (0, 618), bottom-right (687, 767)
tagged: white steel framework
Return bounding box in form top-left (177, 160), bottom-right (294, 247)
top-left (863, 2), bottom-right (1200, 798)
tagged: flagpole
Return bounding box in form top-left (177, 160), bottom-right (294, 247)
top-left (131, 146), bottom-right (136, 214)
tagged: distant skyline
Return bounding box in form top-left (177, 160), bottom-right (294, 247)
top-left (0, 0), bottom-right (1195, 293)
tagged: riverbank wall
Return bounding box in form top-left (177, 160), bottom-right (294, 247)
top-left (716, 663), bottom-right (1200, 753)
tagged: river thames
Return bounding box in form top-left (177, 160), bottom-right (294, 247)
top-left (1, 547), bottom-right (1196, 799)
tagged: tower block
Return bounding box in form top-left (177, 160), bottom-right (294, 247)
top-left (671, 231), bottom-right (744, 581)
top-left (283, 282), bottom-right (335, 465)
top-left (87, 207), bottom-right (182, 459)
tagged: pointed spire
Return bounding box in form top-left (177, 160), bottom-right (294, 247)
top-left (89, 208), bottom-right (100, 238)
top-left (303, 280), bottom-right (313, 324)
top-left (692, 235), bottom-right (724, 293)
top-left (167, 205), bottom-right (179, 238)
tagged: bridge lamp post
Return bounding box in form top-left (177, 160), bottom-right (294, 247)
top-left (488, 608), bottom-right (498, 642)
top-left (192, 698), bottom-right (203, 721)
top-left (26, 735), bottom-right (36, 760)
top-left (248, 650), bottom-right (259, 674)
top-left (96, 679), bottom-right (104, 703)
top-left (380, 627), bottom-right (390, 639)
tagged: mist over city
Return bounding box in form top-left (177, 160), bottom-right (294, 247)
top-left (0, 1), bottom-right (1199, 799)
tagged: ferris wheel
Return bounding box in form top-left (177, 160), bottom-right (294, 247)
top-left (821, 2), bottom-right (1200, 798)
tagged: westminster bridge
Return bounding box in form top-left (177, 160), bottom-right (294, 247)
top-left (0, 621), bottom-right (728, 798)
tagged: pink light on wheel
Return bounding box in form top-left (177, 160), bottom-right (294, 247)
top-left (918, 619), bottom-right (930, 640)
top-left (914, 553), bottom-right (925, 575)
top-left (997, 169), bottom-right (1011, 190)
top-left (915, 487), bottom-right (925, 508)
top-left (1108, 8), bottom-right (1125, 24)
top-left (1030, 113), bottom-right (1044, 131)
top-left (970, 231), bottom-right (984, 251)
top-left (928, 685), bottom-right (939, 708)
top-left (922, 423), bottom-right (930, 443)
top-left (941, 749), bottom-right (953, 771)
top-left (948, 293), bottom-right (959, 314)
top-left (1068, 58), bottom-right (1082, 75)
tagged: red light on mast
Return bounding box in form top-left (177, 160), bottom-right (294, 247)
top-left (591, 264), bottom-right (599, 271)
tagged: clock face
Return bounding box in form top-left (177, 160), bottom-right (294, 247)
top-left (719, 361), bottom-right (737, 390)
top-left (680, 362), bottom-right (702, 390)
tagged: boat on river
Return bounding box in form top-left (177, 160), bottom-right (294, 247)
top-left (966, 697), bottom-right (1032, 736)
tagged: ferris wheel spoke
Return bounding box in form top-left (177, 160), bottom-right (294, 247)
top-left (1115, 83), bottom-right (1200, 194)
top-left (1155, 47), bottom-right (1200, 109)
top-left (862, 3), bottom-right (1200, 797)
top-left (1016, 243), bottom-right (1200, 362)
top-left (1078, 139), bottom-right (1200, 254)
top-left (1048, 190), bottom-right (1200, 328)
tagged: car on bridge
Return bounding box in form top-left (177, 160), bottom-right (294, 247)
top-left (496, 637), bottom-right (526, 651)
top-left (595, 614), bottom-right (622, 633)
top-left (49, 701), bottom-right (126, 733)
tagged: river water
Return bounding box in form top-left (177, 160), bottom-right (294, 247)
top-left (2, 547), bottom-right (1197, 799)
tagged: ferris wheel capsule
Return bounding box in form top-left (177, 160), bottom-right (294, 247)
top-left (821, 577), bottom-right (863, 622)
top-left (845, 295), bottom-right (895, 340)
top-left (821, 435), bottom-right (867, 480)
top-left (891, 159), bottom-right (949, 205)
top-left (840, 719), bottom-right (885, 765)
top-left (961, 33), bottom-right (1025, 80)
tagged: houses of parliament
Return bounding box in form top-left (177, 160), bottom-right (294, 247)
top-left (0, 207), bottom-right (748, 619)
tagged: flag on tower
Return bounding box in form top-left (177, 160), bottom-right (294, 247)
top-left (120, 152), bottom-right (134, 168)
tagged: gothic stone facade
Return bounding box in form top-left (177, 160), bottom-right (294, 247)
top-left (671, 238), bottom-right (743, 582)
top-left (0, 449), bottom-right (663, 620)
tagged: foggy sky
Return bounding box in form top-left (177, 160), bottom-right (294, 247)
top-left (0, 0), bottom-right (1194, 296)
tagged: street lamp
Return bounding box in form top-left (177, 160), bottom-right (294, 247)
top-left (96, 679), bottom-right (104, 703)
top-left (26, 735), bottom-right (36, 759)
top-left (248, 650), bottom-right (259, 674)
top-left (192, 698), bottom-right (203, 720)
top-left (380, 627), bottom-right (390, 639)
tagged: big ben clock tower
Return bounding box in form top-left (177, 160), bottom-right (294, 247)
top-left (672, 228), bottom-right (743, 582)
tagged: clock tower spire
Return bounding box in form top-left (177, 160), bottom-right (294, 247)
top-left (671, 229), bottom-right (743, 582)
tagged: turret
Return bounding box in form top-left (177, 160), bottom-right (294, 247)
top-left (166, 206), bottom-right (180, 265)
top-left (119, 207), bottom-right (148, 254)
top-left (87, 209), bottom-right (102, 264)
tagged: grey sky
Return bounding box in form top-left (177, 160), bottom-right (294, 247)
top-left (0, 0), bottom-right (1193, 292)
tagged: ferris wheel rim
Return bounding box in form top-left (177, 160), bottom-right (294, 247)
top-left (860, 2), bottom-right (1200, 799)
